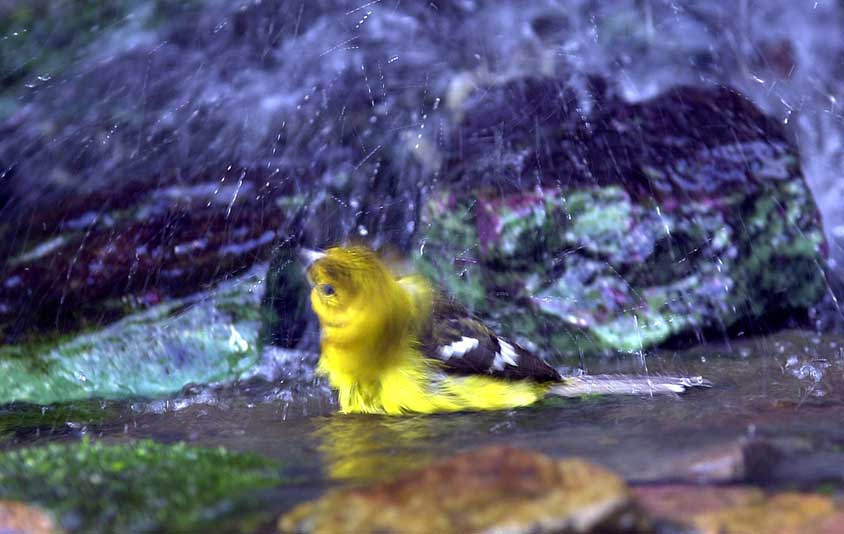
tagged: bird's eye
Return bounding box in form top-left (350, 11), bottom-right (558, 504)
top-left (320, 284), bottom-right (336, 296)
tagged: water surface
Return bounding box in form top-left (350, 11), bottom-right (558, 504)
top-left (3, 329), bottom-right (843, 525)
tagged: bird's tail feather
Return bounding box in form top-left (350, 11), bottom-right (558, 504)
top-left (549, 374), bottom-right (711, 398)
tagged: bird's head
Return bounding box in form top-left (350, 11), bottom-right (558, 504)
top-left (301, 246), bottom-right (406, 343)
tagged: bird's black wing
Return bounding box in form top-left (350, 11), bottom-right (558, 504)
top-left (417, 295), bottom-right (561, 382)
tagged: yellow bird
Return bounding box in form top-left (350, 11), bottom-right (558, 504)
top-left (302, 245), bottom-right (707, 415)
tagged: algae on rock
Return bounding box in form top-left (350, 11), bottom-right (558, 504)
top-left (0, 266), bottom-right (267, 405)
top-left (0, 437), bottom-right (280, 532)
top-left (416, 83), bottom-right (827, 360)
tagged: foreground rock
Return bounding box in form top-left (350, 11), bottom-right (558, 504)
top-left (417, 81), bottom-right (827, 357)
top-left (280, 446), bottom-right (640, 533)
top-left (283, 443), bottom-right (844, 534)
top-left (693, 493), bottom-right (844, 534)
top-left (0, 501), bottom-right (58, 534)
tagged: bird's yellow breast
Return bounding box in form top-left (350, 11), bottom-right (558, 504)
top-left (319, 343), bottom-right (548, 415)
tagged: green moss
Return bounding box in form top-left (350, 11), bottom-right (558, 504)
top-left (416, 196), bottom-right (487, 311)
top-left (0, 343), bottom-right (55, 374)
top-left (417, 168), bottom-right (826, 359)
top-left (485, 197), bottom-right (557, 263)
top-left (1, 1), bottom-right (127, 89)
top-left (533, 396), bottom-right (569, 409)
top-left (591, 311), bottom-right (674, 353)
top-left (0, 0), bottom-right (202, 114)
top-left (729, 182), bottom-right (826, 317)
top-left (814, 483), bottom-right (841, 496)
top-left (576, 393), bottom-right (605, 402)
top-left (566, 187), bottom-right (631, 243)
top-left (0, 437), bottom-right (281, 532)
top-left (0, 401), bottom-right (115, 437)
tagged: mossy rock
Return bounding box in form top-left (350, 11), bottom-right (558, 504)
top-left (417, 83), bottom-right (827, 360)
top-left (0, 401), bottom-right (116, 442)
top-left (0, 437), bottom-right (281, 532)
top-left (0, 266), bottom-right (266, 405)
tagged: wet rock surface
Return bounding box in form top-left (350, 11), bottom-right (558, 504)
top-left (0, 265), bottom-right (266, 405)
top-left (280, 446), bottom-right (639, 534)
top-left (633, 485), bottom-right (765, 526)
top-left (419, 82), bottom-right (826, 357)
top-left (0, 171), bottom-right (293, 344)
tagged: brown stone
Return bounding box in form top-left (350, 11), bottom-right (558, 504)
top-left (280, 446), bottom-right (639, 534)
top-left (639, 439), bottom-right (783, 484)
top-left (0, 501), bottom-right (59, 534)
top-left (633, 485), bottom-right (763, 522)
top-left (816, 511), bottom-right (844, 534)
top-left (693, 493), bottom-right (840, 534)
top-left (634, 486), bottom-right (844, 534)
top-left (646, 442), bottom-right (747, 484)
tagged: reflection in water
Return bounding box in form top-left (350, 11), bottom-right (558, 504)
top-left (304, 330), bottom-right (844, 485)
top-left (313, 414), bottom-right (440, 482)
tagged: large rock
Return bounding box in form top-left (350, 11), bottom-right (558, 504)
top-left (417, 81), bottom-right (827, 357)
top-left (0, 148), bottom-right (311, 404)
top-left (280, 446), bottom-right (640, 533)
top-left (0, 265), bottom-right (265, 405)
top-left (0, 171), bottom-right (293, 345)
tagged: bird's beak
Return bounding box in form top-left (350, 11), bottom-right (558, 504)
top-left (299, 247), bottom-right (326, 270)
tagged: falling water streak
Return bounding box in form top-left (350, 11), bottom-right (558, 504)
top-left (633, 315), bottom-right (653, 398)
top-left (346, 0), bottom-right (382, 16)
top-left (355, 144), bottom-right (383, 171)
top-left (226, 171), bottom-right (246, 219)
